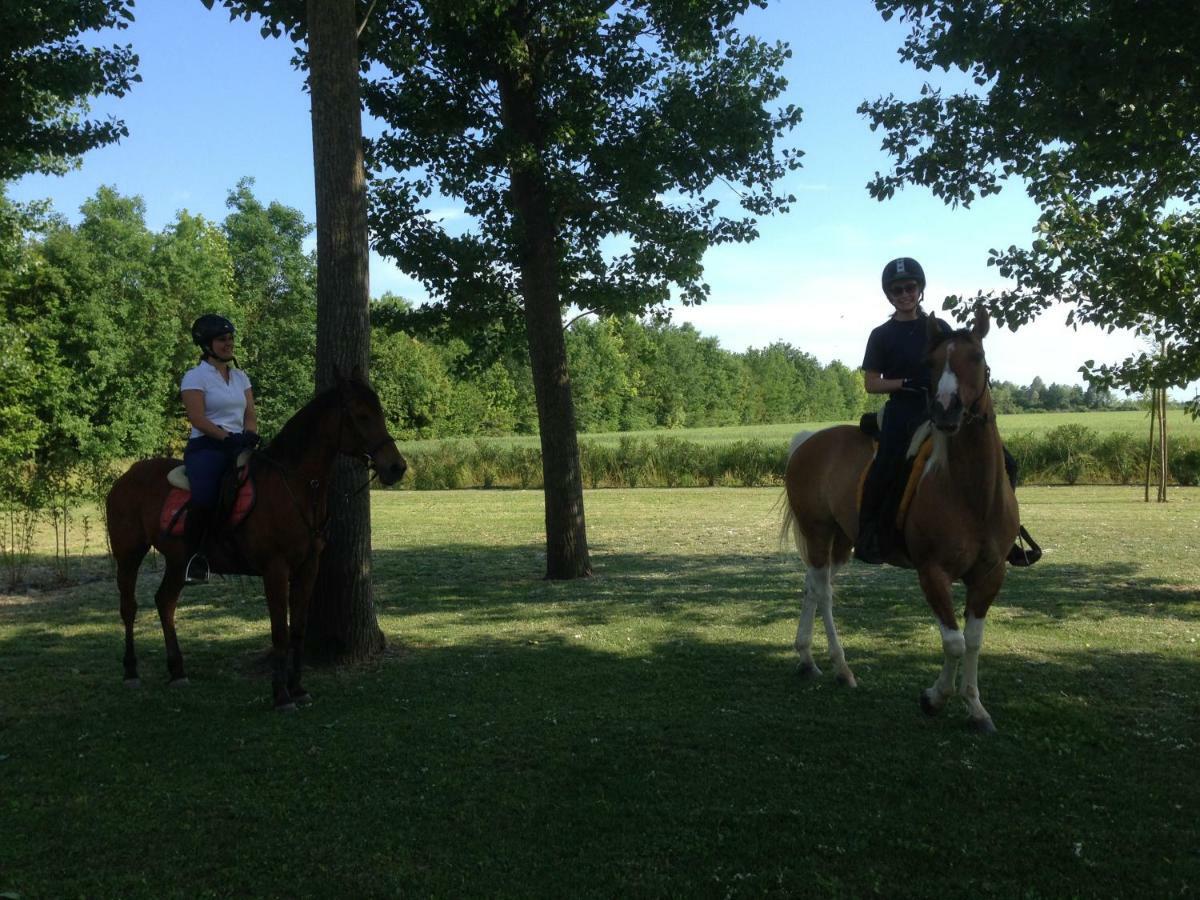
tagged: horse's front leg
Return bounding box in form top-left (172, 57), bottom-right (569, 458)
top-left (285, 553), bottom-right (321, 706)
top-left (960, 571), bottom-right (1005, 733)
top-left (262, 562), bottom-right (295, 712)
top-left (917, 565), bottom-right (962, 716)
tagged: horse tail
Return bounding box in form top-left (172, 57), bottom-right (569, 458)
top-left (779, 430), bottom-right (817, 564)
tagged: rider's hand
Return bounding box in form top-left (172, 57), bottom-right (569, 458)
top-left (241, 430), bottom-right (261, 449)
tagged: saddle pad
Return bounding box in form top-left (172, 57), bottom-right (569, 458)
top-left (159, 473), bottom-right (256, 538)
top-left (896, 437), bottom-right (934, 527)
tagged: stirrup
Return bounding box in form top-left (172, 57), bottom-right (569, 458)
top-left (184, 552), bottom-right (211, 584)
top-left (1007, 525), bottom-right (1042, 567)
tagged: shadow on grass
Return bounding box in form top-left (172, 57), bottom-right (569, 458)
top-left (0, 618), bottom-right (1196, 898)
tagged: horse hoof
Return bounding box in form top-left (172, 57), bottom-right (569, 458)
top-left (123, 677), bottom-right (142, 689)
top-left (969, 716), bottom-right (997, 735)
top-left (836, 671), bottom-right (858, 689)
top-left (797, 662), bottom-right (823, 680)
top-left (275, 701), bottom-right (298, 714)
top-left (919, 690), bottom-right (942, 717)
top-left (291, 692), bottom-right (313, 707)
top-left (169, 677), bottom-right (190, 688)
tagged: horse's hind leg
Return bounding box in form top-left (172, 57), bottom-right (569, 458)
top-left (154, 562), bottom-right (189, 685)
top-left (794, 529), bottom-right (857, 687)
top-left (117, 544), bottom-right (150, 686)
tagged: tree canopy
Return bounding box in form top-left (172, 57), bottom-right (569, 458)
top-left (365, 0), bottom-right (802, 340)
top-left (0, 0), bottom-right (141, 181)
top-left (859, 0), bottom-right (1200, 405)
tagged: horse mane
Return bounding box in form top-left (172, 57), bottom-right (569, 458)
top-left (262, 385), bottom-right (343, 464)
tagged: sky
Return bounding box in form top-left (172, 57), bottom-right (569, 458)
top-left (11, 1), bottom-right (1192, 398)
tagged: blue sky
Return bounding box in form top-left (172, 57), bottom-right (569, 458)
top-left (11, 1), bottom-right (1186, 396)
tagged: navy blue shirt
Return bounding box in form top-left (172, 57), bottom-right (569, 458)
top-left (862, 313), bottom-right (947, 383)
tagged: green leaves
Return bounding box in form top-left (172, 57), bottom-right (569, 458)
top-left (862, 0), bottom-right (1200, 397)
top-left (0, 0), bottom-right (141, 180)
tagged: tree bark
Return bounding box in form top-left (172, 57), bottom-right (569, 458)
top-left (304, 0), bottom-right (385, 659)
top-left (496, 45), bottom-right (592, 580)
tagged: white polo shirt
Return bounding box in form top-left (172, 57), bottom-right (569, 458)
top-left (180, 361), bottom-right (252, 439)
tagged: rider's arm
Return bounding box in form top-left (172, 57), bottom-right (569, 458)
top-left (242, 389), bottom-right (258, 433)
top-left (182, 389), bottom-right (235, 441)
top-left (863, 370), bottom-right (905, 395)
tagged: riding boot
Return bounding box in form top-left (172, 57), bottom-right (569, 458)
top-left (183, 503), bottom-right (213, 585)
top-left (1007, 524), bottom-right (1042, 567)
top-left (854, 480), bottom-right (887, 565)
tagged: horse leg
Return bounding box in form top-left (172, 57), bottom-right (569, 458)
top-left (960, 573), bottom-right (1003, 733)
top-left (959, 611), bottom-right (996, 733)
top-left (154, 561), bottom-right (189, 685)
top-left (794, 530), bottom-right (856, 686)
top-left (794, 564), bottom-right (823, 679)
top-left (917, 566), bottom-right (963, 716)
top-left (116, 543), bottom-right (150, 686)
top-left (285, 556), bottom-right (320, 706)
top-left (262, 562), bottom-right (296, 712)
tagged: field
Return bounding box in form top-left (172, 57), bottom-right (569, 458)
top-left (396, 408), bottom-right (1199, 452)
top-left (2, 486), bottom-right (1199, 897)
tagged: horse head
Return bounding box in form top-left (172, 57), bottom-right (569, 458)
top-left (336, 367), bottom-right (408, 485)
top-left (925, 308), bottom-right (991, 434)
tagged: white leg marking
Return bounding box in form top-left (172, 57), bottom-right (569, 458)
top-left (961, 612), bottom-right (992, 725)
top-left (817, 563), bottom-right (856, 686)
top-left (794, 566), bottom-right (823, 675)
top-left (924, 622), bottom-right (963, 710)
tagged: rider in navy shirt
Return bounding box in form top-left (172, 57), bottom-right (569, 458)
top-left (856, 258), bottom-right (947, 563)
top-left (856, 259), bottom-right (1040, 566)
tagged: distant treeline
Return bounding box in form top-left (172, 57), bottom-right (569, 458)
top-left (0, 182), bottom-right (1147, 509)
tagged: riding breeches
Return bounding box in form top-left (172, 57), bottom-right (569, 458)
top-left (183, 435), bottom-right (233, 509)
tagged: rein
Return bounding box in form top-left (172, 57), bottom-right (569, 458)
top-left (250, 406), bottom-right (394, 540)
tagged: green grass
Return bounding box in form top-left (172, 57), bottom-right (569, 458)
top-left (397, 408), bottom-right (1198, 453)
top-left (2, 487), bottom-right (1199, 897)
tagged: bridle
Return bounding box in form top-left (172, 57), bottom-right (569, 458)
top-left (252, 401), bottom-right (398, 540)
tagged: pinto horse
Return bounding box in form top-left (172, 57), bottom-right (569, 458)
top-left (105, 369), bottom-right (407, 711)
top-left (780, 309), bottom-right (1017, 732)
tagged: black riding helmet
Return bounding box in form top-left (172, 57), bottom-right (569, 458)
top-left (191, 314), bottom-right (236, 357)
top-left (881, 257), bottom-right (926, 293)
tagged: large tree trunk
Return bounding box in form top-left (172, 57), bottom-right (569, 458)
top-left (497, 50), bottom-right (592, 580)
top-left (304, 0), bottom-right (385, 659)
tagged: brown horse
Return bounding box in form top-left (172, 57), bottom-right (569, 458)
top-left (780, 309), bottom-right (1017, 732)
top-left (105, 369), bottom-right (407, 711)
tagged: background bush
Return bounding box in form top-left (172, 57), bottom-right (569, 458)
top-left (393, 427), bottom-right (1199, 490)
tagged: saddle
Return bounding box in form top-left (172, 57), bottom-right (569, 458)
top-left (159, 452), bottom-right (256, 539)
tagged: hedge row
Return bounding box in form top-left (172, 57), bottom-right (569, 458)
top-left (393, 426), bottom-right (1200, 490)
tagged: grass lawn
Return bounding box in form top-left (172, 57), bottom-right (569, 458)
top-left (2, 486), bottom-right (1198, 897)
top-left (397, 407), bottom-right (1198, 453)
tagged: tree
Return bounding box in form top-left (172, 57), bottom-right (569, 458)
top-left (0, 0), bottom-right (140, 180)
top-left (860, 1), bottom-right (1200, 409)
top-left (365, 2), bottom-right (800, 576)
top-left (203, 0), bottom-right (385, 660)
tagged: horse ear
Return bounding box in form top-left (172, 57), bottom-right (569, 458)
top-left (971, 307), bottom-right (991, 341)
top-left (926, 313), bottom-right (943, 344)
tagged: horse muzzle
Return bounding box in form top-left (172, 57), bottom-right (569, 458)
top-left (376, 451), bottom-right (407, 486)
top-left (930, 396), bottom-right (963, 433)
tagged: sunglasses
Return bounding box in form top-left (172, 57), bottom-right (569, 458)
top-left (887, 282), bottom-right (920, 299)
